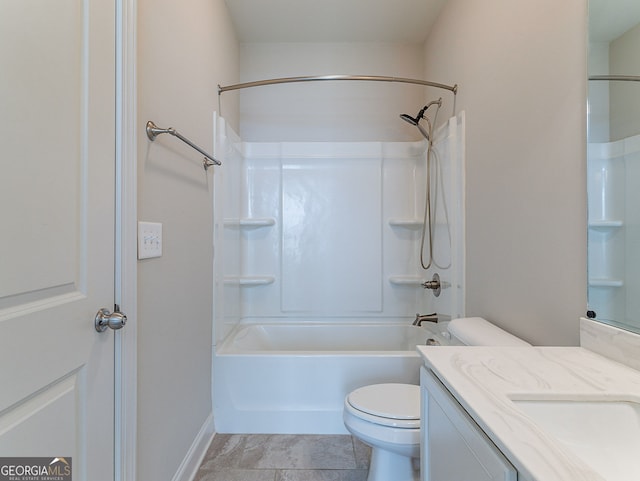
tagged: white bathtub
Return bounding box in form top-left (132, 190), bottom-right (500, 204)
top-left (212, 320), bottom-right (455, 434)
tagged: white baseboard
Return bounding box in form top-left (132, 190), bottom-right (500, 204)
top-left (171, 413), bottom-right (216, 481)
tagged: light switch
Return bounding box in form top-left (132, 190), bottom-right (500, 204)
top-left (138, 221), bottom-right (163, 259)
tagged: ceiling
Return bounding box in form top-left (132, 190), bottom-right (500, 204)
top-left (224, 0), bottom-right (448, 43)
top-left (223, 1), bottom-right (640, 46)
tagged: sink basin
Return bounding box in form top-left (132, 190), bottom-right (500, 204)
top-left (513, 399), bottom-right (640, 481)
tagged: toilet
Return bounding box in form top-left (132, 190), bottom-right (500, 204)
top-left (343, 317), bottom-right (530, 481)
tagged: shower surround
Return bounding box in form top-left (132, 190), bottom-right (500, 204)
top-left (211, 112), bottom-right (465, 433)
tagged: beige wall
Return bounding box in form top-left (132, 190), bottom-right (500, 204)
top-left (423, 0), bottom-right (588, 345)
top-left (136, 0), bottom-right (238, 479)
top-left (238, 42), bottom-right (426, 141)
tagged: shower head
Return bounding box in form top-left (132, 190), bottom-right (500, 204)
top-left (399, 98), bottom-right (443, 141)
top-left (400, 110), bottom-right (430, 140)
top-left (399, 113), bottom-right (420, 126)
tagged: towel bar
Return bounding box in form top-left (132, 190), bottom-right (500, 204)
top-left (146, 121), bottom-right (221, 169)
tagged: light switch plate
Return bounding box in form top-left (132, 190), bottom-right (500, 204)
top-left (138, 221), bottom-right (163, 259)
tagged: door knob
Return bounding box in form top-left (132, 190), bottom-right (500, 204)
top-left (95, 306), bottom-right (127, 332)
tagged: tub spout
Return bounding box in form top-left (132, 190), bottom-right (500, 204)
top-left (413, 313), bottom-right (438, 326)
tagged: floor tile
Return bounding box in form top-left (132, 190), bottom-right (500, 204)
top-left (194, 434), bottom-right (369, 481)
top-left (198, 434), bottom-right (251, 470)
top-left (194, 467), bottom-right (276, 481)
top-left (275, 469), bottom-right (368, 481)
top-left (239, 435), bottom-right (357, 470)
top-left (351, 438), bottom-right (371, 470)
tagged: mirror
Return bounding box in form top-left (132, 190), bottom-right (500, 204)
top-left (587, 0), bottom-right (640, 333)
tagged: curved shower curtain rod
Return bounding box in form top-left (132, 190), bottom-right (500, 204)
top-left (218, 74), bottom-right (458, 95)
top-left (589, 75), bottom-right (640, 82)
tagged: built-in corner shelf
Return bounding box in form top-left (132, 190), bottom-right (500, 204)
top-left (389, 276), bottom-right (423, 286)
top-left (224, 276), bottom-right (275, 286)
top-left (222, 218), bottom-right (276, 286)
top-left (589, 278), bottom-right (624, 288)
top-left (388, 218), bottom-right (423, 229)
top-left (588, 220), bottom-right (623, 231)
top-left (224, 217), bottom-right (276, 228)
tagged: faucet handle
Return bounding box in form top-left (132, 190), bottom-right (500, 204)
top-left (422, 273), bottom-right (441, 297)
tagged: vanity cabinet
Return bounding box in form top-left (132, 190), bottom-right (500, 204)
top-left (420, 367), bottom-right (517, 481)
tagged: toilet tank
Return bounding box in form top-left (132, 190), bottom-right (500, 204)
top-left (447, 317), bottom-right (531, 346)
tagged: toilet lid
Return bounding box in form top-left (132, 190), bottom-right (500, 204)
top-left (347, 383), bottom-right (420, 420)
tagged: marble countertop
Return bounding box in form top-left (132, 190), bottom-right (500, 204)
top-left (417, 346), bottom-right (640, 481)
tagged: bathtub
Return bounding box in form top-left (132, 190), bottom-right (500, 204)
top-left (212, 320), bottom-right (455, 434)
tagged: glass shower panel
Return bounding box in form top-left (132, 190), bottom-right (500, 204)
top-left (587, 94), bottom-right (640, 331)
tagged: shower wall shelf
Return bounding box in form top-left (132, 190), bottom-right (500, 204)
top-left (224, 276), bottom-right (275, 286)
top-left (588, 220), bottom-right (623, 229)
top-left (388, 219), bottom-right (423, 229)
top-left (588, 278), bottom-right (624, 287)
top-left (223, 219), bottom-right (276, 286)
top-left (389, 276), bottom-right (424, 286)
top-left (224, 218), bottom-right (276, 228)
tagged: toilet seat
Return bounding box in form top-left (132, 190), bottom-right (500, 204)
top-left (346, 383), bottom-right (420, 429)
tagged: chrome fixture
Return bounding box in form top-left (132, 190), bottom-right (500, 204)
top-left (400, 99), bottom-right (451, 272)
top-left (422, 273), bottom-right (441, 297)
top-left (413, 312), bottom-right (439, 325)
top-left (400, 111), bottom-right (430, 140)
top-left (95, 306), bottom-right (127, 332)
top-left (589, 75), bottom-right (640, 82)
top-left (399, 98), bottom-right (442, 141)
top-left (219, 75), bottom-right (458, 95)
top-left (146, 121), bottom-right (221, 170)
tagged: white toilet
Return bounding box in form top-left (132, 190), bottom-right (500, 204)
top-left (343, 317), bottom-right (530, 481)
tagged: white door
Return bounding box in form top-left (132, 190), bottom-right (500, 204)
top-left (0, 0), bottom-right (117, 479)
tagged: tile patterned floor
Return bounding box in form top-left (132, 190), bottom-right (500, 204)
top-left (194, 434), bottom-right (370, 481)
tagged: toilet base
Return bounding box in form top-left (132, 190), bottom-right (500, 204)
top-left (367, 447), bottom-right (419, 481)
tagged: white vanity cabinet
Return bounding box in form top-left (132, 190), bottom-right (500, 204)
top-left (420, 367), bottom-right (518, 481)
